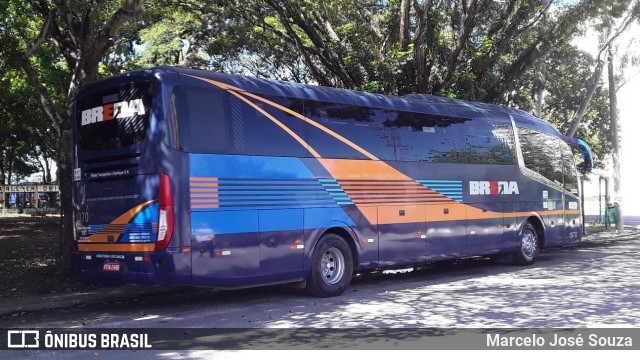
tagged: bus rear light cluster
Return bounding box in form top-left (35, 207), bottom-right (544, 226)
top-left (134, 255), bottom-right (152, 262)
top-left (82, 255), bottom-right (92, 260)
top-left (155, 173), bottom-right (174, 251)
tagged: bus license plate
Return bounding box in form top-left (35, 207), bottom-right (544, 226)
top-left (102, 261), bottom-right (121, 272)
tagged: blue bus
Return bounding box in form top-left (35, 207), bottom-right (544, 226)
top-left (72, 66), bottom-right (593, 297)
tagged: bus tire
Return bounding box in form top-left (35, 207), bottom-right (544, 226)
top-left (306, 233), bottom-right (354, 297)
top-left (513, 222), bottom-right (539, 266)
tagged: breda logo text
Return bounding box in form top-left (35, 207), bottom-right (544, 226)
top-left (469, 181), bottom-right (519, 195)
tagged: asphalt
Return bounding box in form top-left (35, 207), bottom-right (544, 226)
top-left (0, 227), bottom-right (636, 317)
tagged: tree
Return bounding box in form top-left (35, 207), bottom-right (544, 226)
top-left (539, 43), bottom-right (612, 169)
top-left (566, 0), bottom-right (640, 137)
top-left (564, 0), bottom-right (640, 230)
top-left (217, 1), bottom-right (625, 98)
top-left (1, 0), bottom-right (636, 273)
top-left (608, 47), bottom-right (623, 230)
top-left (606, 26), bottom-right (640, 231)
top-left (0, 55), bottom-right (53, 187)
top-left (2, 0), bottom-right (146, 271)
top-left (178, 0), bottom-right (621, 164)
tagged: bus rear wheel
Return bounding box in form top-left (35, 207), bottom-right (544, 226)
top-left (513, 222), bottom-right (539, 266)
top-left (306, 233), bottom-right (354, 297)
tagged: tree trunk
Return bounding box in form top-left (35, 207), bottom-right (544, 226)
top-left (565, 2), bottom-right (639, 137)
top-left (533, 57), bottom-right (546, 118)
top-left (438, 0), bottom-right (482, 91)
top-left (399, 0), bottom-right (410, 51)
top-left (413, 0), bottom-right (433, 93)
top-left (566, 59), bottom-right (605, 137)
top-left (608, 48), bottom-right (623, 232)
top-left (16, 0), bottom-right (145, 274)
top-left (54, 115), bottom-right (74, 271)
top-left (43, 154), bottom-right (52, 184)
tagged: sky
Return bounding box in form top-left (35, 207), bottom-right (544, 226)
top-left (617, 45), bottom-right (640, 216)
top-left (579, 22), bottom-right (640, 217)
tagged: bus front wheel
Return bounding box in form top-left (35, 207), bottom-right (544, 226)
top-left (513, 222), bottom-right (539, 266)
top-left (306, 233), bottom-right (354, 297)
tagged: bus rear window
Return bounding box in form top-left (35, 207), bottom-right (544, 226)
top-left (77, 82), bottom-right (153, 151)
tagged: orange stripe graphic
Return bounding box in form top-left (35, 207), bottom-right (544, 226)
top-left (191, 205), bottom-right (220, 209)
top-left (82, 200), bottom-right (156, 243)
top-left (182, 75), bottom-right (583, 228)
top-left (191, 189), bottom-right (218, 193)
top-left (340, 181), bottom-right (421, 185)
top-left (190, 183), bottom-right (218, 187)
top-left (319, 159), bottom-right (411, 180)
top-left (240, 91), bottom-right (379, 160)
top-left (190, 177), bottom-right (219, 209)
top-left (345, 190), bottom-right (441, 194)
top-left (228, 90), bottom-right (322, 158)
top-left (183, 74), bottom-right (377, 160)
top-left (78, 243), bottom-right (155, 252)
top-left (190, 193), bottom-right (218, 197)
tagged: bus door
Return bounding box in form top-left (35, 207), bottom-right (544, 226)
top-left (542, 190), bottom-right (565, 247)
top-left (541, 138), bottom-right (566, 247)
top-left (562, 145), bottom-right (581, 243)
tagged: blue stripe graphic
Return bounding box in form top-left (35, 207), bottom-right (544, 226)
top-left (318, 178), bottom-right (354, 205)
top-left (202, 178), bottom-right (357, 208)
top-left (417, 180), bottom-right (464, 202)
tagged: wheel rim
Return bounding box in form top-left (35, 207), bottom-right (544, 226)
top-left (521, 229), bottom-right (538, 261)
top-left (320, 247), bottom-right (345, 285)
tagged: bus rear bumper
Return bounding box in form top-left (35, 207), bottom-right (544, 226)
top-left (73, 251), bottom-right (187, 286)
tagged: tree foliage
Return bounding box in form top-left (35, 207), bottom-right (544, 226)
top-left (1, 0), bottom-right (638, 269)
top-left (1, 0), bottom-right (150, 270)
top-left (180, 0), bottom-right (624, 102)
top-left (128, 0), bottom-right (634, 167)
top-left (542, 43), bottom-right (612, 168)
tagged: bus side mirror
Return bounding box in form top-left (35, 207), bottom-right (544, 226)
top-left (577, 161), bottom-right (587, 172)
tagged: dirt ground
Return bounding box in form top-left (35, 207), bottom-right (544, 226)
top-left (0, 217), bottom-right (96, 298)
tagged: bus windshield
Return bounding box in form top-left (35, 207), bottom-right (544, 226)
top-left (77, 81), bottom-right (153, 151)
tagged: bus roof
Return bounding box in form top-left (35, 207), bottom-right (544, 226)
top-left (92, 66), bottom-right (563, 137)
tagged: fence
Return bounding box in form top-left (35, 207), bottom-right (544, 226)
top-left (0, 207), bottom-right (61, 218)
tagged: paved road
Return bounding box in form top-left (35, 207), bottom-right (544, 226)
top-left (1, 232), bottom-right (639, 358)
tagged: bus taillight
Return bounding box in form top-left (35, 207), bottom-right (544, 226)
top-left (155, 173), bottom-right (174, 251)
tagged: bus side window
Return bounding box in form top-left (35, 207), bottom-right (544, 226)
top-left (518, 127), bottom-right (563, 184)
top-left (304, 100), bottom-right (396, 160)
top-left (238, 95), bottom-right (310, 158)
top-left (561, 143), bottom-right (579, 194)
top-left (391, 111), bottom-right (467, 163)
top-left (165, 92), bottom-right (180, 150)
top-left (176, 86), bottom-right (231, 153)
top-left (462, 120), bottom-right (516, 165)
top-left (175, 87), bottom-right (311, 157)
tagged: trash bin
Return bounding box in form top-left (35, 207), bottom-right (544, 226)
top-left (606, 203), bottom-right (620, 225)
